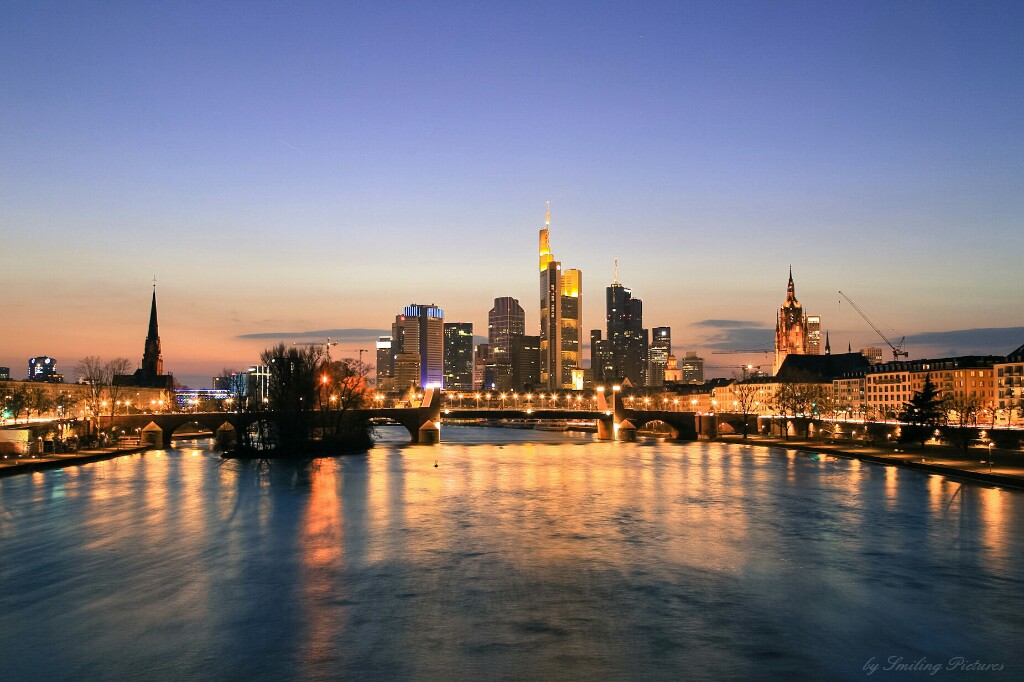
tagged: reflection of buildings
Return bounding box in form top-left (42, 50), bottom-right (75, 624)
top-left (538, 203), bottom-right (582, 389)
top-left (116, 287), bottom-right (174, 389)
top-left (392, 304), bottom-right (444, 389)
top-left (443, 322), bottom-right (474, 391)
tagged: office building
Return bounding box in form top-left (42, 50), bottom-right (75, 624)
top-left (861, 347), bottom-right (884, 365)
top-left (392, 304), bottom-right (444, 389)
top-left (29, 356), bottom-right (61, 383)
top-left (375, 336), bottom-right (394, 392)
top-left (510, 335), bottom-right (540, 390)
top-left (443, 323), bottom-right (474, 391)
top-left (488, 297), bottom-right (525, 360)
top-left (807, 315), bottom-right (822, 355)
top-left (606, 269), bottom-right (648, 386)
top-left (648, 326), bottom-right (671, 387)
top-left (538, 202), bottom-right (582, 390)
top-left (680, 352), bottom-right (705, 384)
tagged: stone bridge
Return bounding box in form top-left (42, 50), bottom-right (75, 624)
top-left (97, 388), bottom-right (702, 446)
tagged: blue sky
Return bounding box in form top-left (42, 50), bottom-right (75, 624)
top-left (2, 1), bottom-right (1022, 386)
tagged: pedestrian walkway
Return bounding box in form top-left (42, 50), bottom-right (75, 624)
top-left (718, 433), bottom-right (1024, 489)
top-left (0, 444), bottom-right (150, 477)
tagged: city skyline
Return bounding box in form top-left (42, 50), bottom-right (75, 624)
top-left (3, 2), bottom-right (1023, 386)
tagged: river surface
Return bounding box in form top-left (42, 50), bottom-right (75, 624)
top-left (1, 426), bottom-right (1023, 681)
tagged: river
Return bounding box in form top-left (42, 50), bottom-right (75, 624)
top-left (1, 426), bottom-right (1022, 680)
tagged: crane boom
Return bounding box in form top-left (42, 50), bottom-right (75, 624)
top-left (838, 291), bottom-right (908, 361)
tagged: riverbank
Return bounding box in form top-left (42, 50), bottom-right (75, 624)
top-left (0, 444), bottom-right (151, 477)
top-left (715, 433), bottom-right (1024, 490)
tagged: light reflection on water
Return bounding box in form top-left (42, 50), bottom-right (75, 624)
top-left (1, 425), bottom-right (1022, 681)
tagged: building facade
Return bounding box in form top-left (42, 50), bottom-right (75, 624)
top-left (606, 277), bottom-right (647, 386)
top-left (538, 203), bottom-right (582, 390)
top-left (443, 322), bottom-right (474, 391)
top-left (392, 304), bottom-right (444, 389)
top-left (648, 327), bottom-right (671, 387)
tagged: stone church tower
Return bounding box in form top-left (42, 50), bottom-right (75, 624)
top-left (774, 267), bottom-right (809, 374)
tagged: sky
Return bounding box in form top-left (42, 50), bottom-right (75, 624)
top-left (2, 1), bottom-right (1022, 387)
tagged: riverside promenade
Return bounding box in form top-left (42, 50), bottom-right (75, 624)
top-left (0, 444), bottom-right (152, 477)
top-left (716, 433), bottom-right (1024, 490)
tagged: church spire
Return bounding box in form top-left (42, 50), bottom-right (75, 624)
top-left (142, 282), bottom-right (163, 377)
top-left (825, 331), bottom-right (831, 355)
top-left (787, 265), bottom-right (795, 297)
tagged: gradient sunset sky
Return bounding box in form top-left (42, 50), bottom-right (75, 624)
top-left (3, 1), bottom-right (1022, 387)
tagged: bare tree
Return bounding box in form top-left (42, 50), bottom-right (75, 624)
top-left (731, 380), bottom-right (760, 440)
top-left (26, 386), bottom-right (54, 420)
top-left (76, 356), bottom-right (107, 415)
top-left (943, 394), bottom-right (982, 453)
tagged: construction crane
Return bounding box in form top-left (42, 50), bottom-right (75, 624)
top-left (291, 338), bottom-right (340, 361)
top-left (838, 291), bottom-right (908, 362)
top-left (339, 348), bottom-right (370, 364)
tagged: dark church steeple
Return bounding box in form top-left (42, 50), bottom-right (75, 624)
top-left (141, 283), bottom-right (163, 377)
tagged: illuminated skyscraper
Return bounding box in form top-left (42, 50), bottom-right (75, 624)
top-left (807, 315), bottom-right (822, 355)
top-left (538, 203), bottom-right (582, 390)
top-left (443, 322), bottom-right (474, 391)
top-left (375, 336), bottom-right (394, 392)
top-left (648, 327), bottom-right (671, 387)
top-left (488, 297), bottom-right (525, 361)
top-left (606, 265), bottom-right (647, 386)
top-left (392, 304), bottom-right (444, 388)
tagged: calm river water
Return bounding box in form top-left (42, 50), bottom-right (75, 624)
top-left (1, 426), bottom-right (1023, 681)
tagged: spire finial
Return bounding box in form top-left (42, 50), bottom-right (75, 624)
top-left (545, 200), bottom-right (550, 227)
top-left (152, 275), bottom-right (157, 290)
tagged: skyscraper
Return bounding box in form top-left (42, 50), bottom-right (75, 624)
top-left (807, 315), bottom-right (822, 355)
top-left (488, 297), bottom-right (527, 391)
top-left (590, 329), bottom-right (614, 386)
top-left (443, 322), bottom-right (474, 391)
top-left (538, 203), bottom-right (582, 390)
top-left (488, 297), bottom-right (525, 362)
top-left (606, 268), bottom-right (648, 386)
top-left (648, 326), bottom-right (671, 387)
top-left (774, 267), bottom-right (810, 374)
top-left (375, 336), bottom-right (394, 392)
top-left (392, 304), bottom-right (444, 389)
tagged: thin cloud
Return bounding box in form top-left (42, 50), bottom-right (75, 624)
top-left (237, 328), bottom-right (389, 341)
top-left (692, 319), bottom-right (764, 329)
top-left (692, 319), bottom-right (774, 351)
top-left (904, 327), bottom-right (1024, 357)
